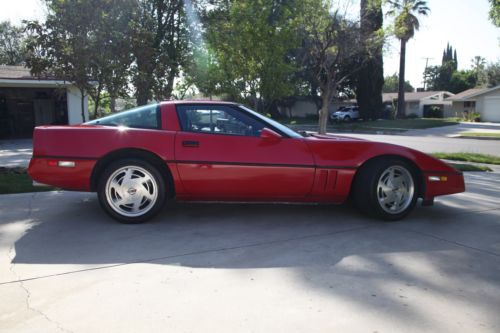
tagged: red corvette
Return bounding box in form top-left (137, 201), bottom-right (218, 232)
top-left (28, 101), bottom-right (465, 223)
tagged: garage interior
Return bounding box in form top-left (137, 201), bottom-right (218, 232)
top-left (0, 87), bottom-right (68, 139)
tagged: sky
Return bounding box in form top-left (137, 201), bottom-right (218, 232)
top-left (1, 0), bottom-right (499, 90)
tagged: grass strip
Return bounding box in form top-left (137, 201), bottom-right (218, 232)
top-left (287, 118), bottom-right (460, 130)
top-left (459, 132), bottom-right (500, 139)
top-left (447, 163), bottom-right (492, 172)
top-left (431, 152), bottom-right (500, 165)
top-left (0, 167), bottom-right (56, 194)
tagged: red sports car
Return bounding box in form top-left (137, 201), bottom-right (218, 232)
top-left (28, 101), bottom-right (465, 223)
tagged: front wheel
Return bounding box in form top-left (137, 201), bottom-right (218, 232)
top-left (97, 159), bottom-right (166, 223)
top-left (353, 159), bottom-right (419, 221)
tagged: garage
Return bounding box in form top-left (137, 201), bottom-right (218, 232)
top-left (447, 86), bottom-right (500, 123)
top-left (482, 96), bottom-right (500, 122)
top-left (0, 65), bottom-right (89, 139)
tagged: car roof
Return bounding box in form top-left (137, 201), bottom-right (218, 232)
top-left (162, 100), bottom-right (238, 106)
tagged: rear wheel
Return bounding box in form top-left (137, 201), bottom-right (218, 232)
top-left (353, 158), bottom-right (419, 221)
top-left (97, 159), bottom-right (166, 223)
top-left (344, 115), bottom-right (351, 122)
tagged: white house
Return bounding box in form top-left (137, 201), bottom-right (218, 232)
top-left (382, 91), bottom-right (455, 118)
top-left (445, 86), bottom-right (500, 122)
top-left (0, 65), bottom-right (89, 139)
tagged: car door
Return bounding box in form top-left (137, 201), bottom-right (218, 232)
top-left (174, 104), bottom-right (315, 200)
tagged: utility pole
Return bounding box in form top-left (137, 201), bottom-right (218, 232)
top-left (422, 57), bottom-right (434, 91)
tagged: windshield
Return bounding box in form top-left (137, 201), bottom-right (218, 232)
top-left (238, 105), bottom-right (303, 138)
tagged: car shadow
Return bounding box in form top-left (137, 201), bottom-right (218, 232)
top-left (3, 171), bottom-right (500, 330)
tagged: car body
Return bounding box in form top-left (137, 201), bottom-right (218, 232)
top-left (330, 106), bottom-right (360, 122)
top-left (28, 101), bottom-right (465, 223)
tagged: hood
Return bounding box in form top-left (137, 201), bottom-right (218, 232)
top-left (302, 133), bottom-right (458, 174)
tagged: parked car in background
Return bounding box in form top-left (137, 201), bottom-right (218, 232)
top-left (330, 106), bottom-right (360, 122)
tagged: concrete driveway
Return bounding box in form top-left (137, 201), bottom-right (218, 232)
top-left (1, 172), bottom-right (499, 332)
top-left (0, 140), bottom-right (32, 168)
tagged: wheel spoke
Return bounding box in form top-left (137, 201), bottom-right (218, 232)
top-left (105, 164), bottom-right (159, 218)
top-left (377, 165), bottom-right (415, 215)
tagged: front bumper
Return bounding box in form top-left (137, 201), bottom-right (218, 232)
top-left (422, 170), bottom-right (465, 200)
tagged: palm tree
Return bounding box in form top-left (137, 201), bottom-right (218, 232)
top-left (387, 0), bottom-right (429, 118)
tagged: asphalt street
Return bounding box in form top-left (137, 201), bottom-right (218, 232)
top-left (333, 133), bottom-right (500, 156)
top-left (1, 172), bottom-right (499, 332)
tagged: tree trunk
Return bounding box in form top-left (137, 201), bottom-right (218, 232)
top-left (110, 97), bottom-right (116, 113)
top-left (93, 95), bottom-right (100, 119)
top-left (136, 85), bottom-right (149, 106)
top-left (80, 88), bottom-right (86, 123)
top-left (357, 0), bottom-right (384, 121)
top-left (318, 93), bottom-right (330, 134)
top-left (397, 39), bottom-right (407, 118)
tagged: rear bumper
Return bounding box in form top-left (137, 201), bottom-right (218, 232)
top-left (422, 170), bottom-right (465, 200)
top-left (28, 157), bottom-right (96, 191)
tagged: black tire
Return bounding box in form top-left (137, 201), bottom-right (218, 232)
top-left (344, 116), bottom-right (351, 122)
top-left (97, 158), bottom-right (166, 224)
top-left (353, 158), bottom-right (419, 221)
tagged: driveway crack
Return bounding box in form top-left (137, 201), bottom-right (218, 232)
top-left (1, 224), bottom-right (372, 285)
top-left (397, 226), bottom-right (500, 258)
top-left (5, 193), bottom-right (74, 333)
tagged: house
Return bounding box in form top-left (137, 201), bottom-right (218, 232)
top-left (0, 65), bottom-right (89, 139)
top-left (382, 91), bottom-right (455, 118)
top-left (277, 97), bottom-right (356, 118)
top-left (445, 86), bottom-right (500, 122)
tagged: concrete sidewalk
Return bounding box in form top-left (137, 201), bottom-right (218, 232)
top-left (404, 121), bottom-right (500, 137)
top-left (0, 139), bottom-right (32, 168)
top-left (1, 172), bottom-right (499, 332)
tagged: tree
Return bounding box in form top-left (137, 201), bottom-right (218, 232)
top-left (26, 0), bottom-right (136, 121)
top-left (383, 73), bottom-right (413, 92)
top-left (387, 0), bottom-right (429, 117)
top-left (0, 21), bottom-right (27, 65)
top-left (130, 0), bottom-right (190, 105)
top-left (489, 0), bottom-right (500, 27)
top-left (442, 43), bottom-right (457, 71)
top-left (424, 47), bottom-right (482, 93)
top-left (202, 0), bottom-right (300, 113)
top-left (471, 56), bottom-right (488, 87)
top-left (485, 61), bottom-right (500, 87)
top-left (25, 0), bottom-right (100, 122)
top-left (300, 0), bottom-right (363, 134)
top-left (448, 70), bottom-right (477, 93)
top-left (356, 0), bottom-right (384, 120)
top-left (87, 0), bottom-right (135, 117)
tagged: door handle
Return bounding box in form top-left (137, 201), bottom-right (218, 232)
top-left (182, 140), bottom-right (199, 148)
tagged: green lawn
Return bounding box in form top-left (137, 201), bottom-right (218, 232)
top-left (287, 118), bottom-right (460, 132)
top-left (447, 163), bottom-right (492, 172)
top-left (342, 118), bottom-right (460, 130)
top-left (0, 168), bottom-right (55, 194)
top-left (431, 152), bottom-right (500, 165)
top-left (459, 132), bottom-right (500, 139)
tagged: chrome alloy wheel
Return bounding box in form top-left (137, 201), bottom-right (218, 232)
top-left (105, 166), bottom-right (158, 217)
top-left (376, 166), bottom-right (415, 215)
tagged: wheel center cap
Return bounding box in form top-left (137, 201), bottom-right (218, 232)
top-left (127, 188), bottom-right (137, 195)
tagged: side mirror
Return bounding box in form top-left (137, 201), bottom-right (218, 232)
top-left (260, 127), bottom-right (282, 142)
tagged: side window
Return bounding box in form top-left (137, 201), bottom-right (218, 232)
top-left (177, 105), bottom-right (265, 137)
top-left (86, 104), bottom-right (160, 129)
